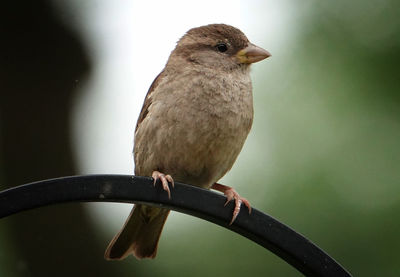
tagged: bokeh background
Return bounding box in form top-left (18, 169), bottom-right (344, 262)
top-left (1, 0), bottom-right (399, 276)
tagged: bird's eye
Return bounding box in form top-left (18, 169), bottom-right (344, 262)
top-left (216, 43), bottom-right (228, 53)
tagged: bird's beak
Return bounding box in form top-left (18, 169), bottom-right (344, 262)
top-left (236, 43), bottom-right (271, 64)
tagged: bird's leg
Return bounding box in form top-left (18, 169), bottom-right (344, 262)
top-left (211, 183), bottom-right (251, 225)
top-left (151, 171), bottom-right (175, 199)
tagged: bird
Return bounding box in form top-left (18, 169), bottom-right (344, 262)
top-left (104, 23), bottom-right (270, 261)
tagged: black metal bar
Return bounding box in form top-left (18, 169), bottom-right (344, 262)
top-left (0, 175), bottom-right (352, 277)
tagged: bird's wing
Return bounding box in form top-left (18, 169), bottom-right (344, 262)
top-left (135, 70), bottom-right (165, 132)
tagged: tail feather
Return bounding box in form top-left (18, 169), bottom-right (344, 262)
top-left (104, 204), bottom-right (170, 260)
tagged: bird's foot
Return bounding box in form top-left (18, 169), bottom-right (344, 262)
top-left (211, 183), bottom-right (251, 225)
top-left (152, 171), bottom-right (174, 199)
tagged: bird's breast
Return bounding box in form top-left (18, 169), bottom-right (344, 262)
top-left (134, 69), bottom-right (253, 188)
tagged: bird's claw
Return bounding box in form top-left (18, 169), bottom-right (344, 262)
top-left (152, 171), bottom-right (174, 199)
top-left (212, 183), bottom-right (251, 225)
top-left (224, 189), bottom-right (251, 225)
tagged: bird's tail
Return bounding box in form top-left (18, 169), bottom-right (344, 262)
top-left (104, 204), bottom-right (170, 260)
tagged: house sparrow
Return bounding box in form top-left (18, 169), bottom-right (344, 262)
top-left (104, 24), bottom-right (270, 260)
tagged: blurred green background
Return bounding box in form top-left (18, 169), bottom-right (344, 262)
top-left (1, 0), bottom-right (399, 276)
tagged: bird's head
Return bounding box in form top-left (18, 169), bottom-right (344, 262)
top-left (170, 24), bottom-right (270, 71)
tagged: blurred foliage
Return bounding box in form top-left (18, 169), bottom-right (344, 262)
top-left (1, 0), bottom-right (400, 276)
top-left (248, 0), bottom-right (400, 276)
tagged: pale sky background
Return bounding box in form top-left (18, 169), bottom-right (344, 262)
top-left (53, 0), bottom-right (298, 231)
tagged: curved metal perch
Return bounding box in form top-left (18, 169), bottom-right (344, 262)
top-left (0, 175), bottom-right (351, 277)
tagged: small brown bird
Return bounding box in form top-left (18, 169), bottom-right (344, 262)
top-left (104, 24), bottom-right (270, 260)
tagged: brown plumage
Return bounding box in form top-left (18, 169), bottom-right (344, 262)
top-left (104, 24), bottom-right (270, 260)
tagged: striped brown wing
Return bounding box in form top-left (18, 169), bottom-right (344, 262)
top-left (135, 70), bottom-right (165, 132)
